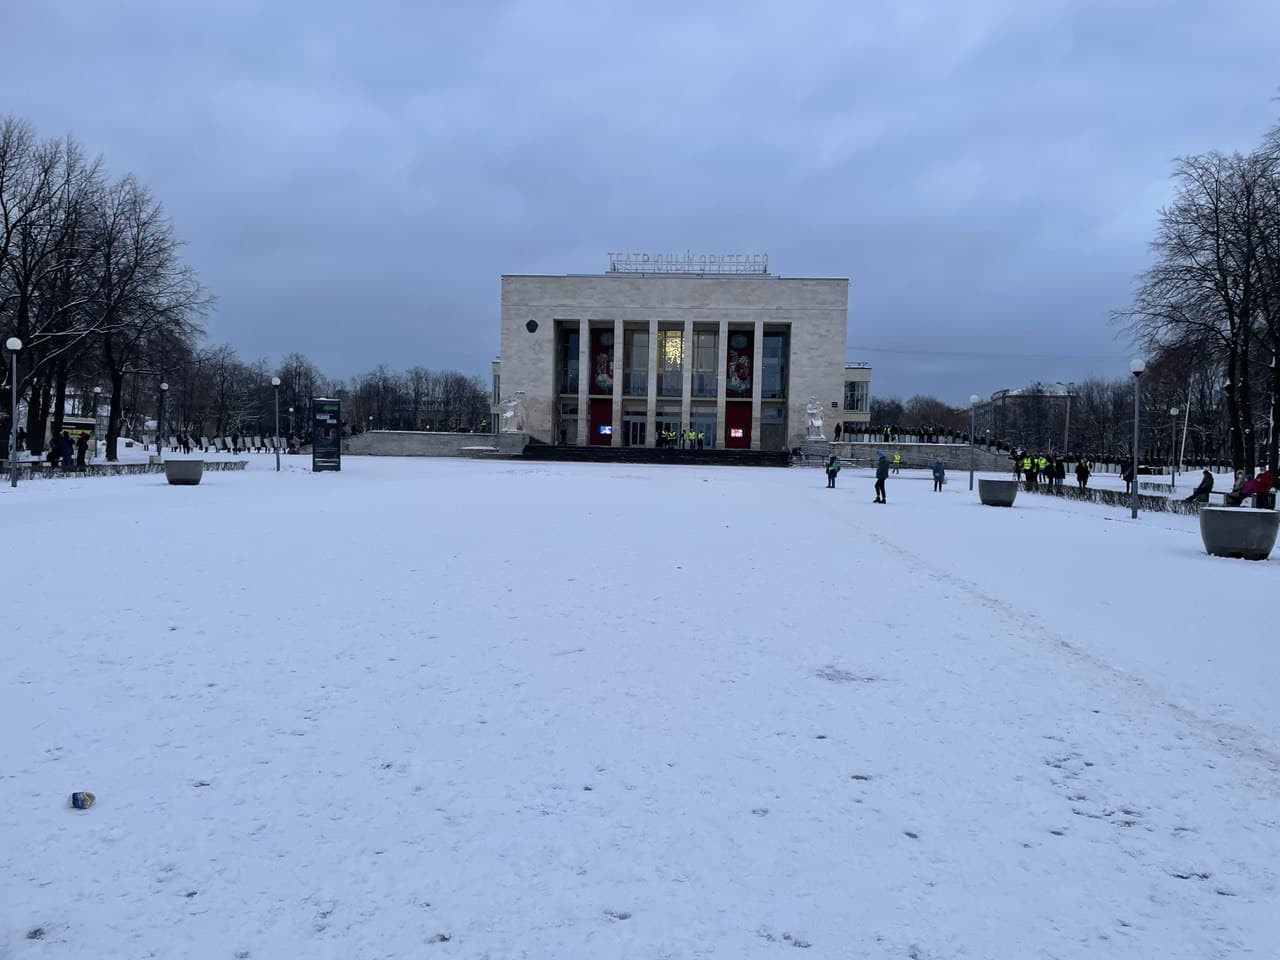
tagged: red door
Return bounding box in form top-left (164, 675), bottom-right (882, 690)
top-left (725, 402), bottom-right (751, 449)
top-left (589, 398), bottom-right (613, 446)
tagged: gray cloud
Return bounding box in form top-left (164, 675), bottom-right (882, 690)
top-left (5, 0), bottom-right (1278, 401)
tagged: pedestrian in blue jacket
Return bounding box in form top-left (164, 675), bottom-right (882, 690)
top-left (932, 458), bottom-right (945, 492)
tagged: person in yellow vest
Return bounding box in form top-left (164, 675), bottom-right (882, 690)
top-left (1022, 455), bottom-right (1035, 490)
top-left (696, 429), bottom-right (705, 450)
top-left (891, 452), bottom-right (901, 474)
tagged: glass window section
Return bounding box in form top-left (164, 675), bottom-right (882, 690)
top-left (692, 330), bottom-right (717, 398)
top-left (624, 329), bottom-right (649, 397)
top-left (559, 327), bottom-right (580, 395)
top-left (658, 328), bottom-right (683, 397)
top-left (844, 381), bottom-right (868, 412)
top-left (762, 333), bottom-right (787, 399)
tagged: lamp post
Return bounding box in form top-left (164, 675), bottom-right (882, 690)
top-left (1130, 358), bottom-right (1145, 519)
top-left (1169, 407), bottom-right (1179, 491)
top-left (92, 386), bottom-right (102, 463)
top-left (6, 336), bottom-right (22, 488)
top-left (271, 376), bottom-right (282, 471)
top-left (969, 394), bottom-right (980, 490)
top-left (157, 381), bottom-right (169, 457)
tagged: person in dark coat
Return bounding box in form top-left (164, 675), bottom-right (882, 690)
top-left (58, 431), bottom-right (74, 469)
top-left (75, 432), bottom-right (89, 470)
top-left (1054, 457), bottom-right (1066, 492)
top-left (874, 452), bottom-right (889, 503)
top-left (1183, 469), bottom-right (1214, 503)
top-left (1075, 459), bottom-right (1090, 491)
top-left (825, 454), bottom-right (840, 488)
top-left (1122, 461), bottom-right (1135, 495)
top-left (833, 423), bottom-right (842, 443)
top-left (931, 458), bottom-right (945, 492)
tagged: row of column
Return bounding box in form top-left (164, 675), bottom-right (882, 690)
top-left (573, 318), bottom-right (765, 449)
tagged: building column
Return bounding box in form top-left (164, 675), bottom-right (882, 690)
top-left (680, 319), bottom-right (694, 445)
top-left (611, 318), bottom-right (623, 446)
top-left (645, 318), bottom-right (658, 447)
top-left (716, 318), bottom-right (728, 449)
top-left (750, 318), bottom-right (764, 450)
top-left (576, 320), bottom-right (590, 445)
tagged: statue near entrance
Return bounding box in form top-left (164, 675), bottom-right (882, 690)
top-left (805, 396), bottom-right (826, 441)
top-left (498, 392), bottom-right (527, 434)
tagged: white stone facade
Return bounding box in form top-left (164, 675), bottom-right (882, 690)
top-left (497, 272), bottom-right (850, 451)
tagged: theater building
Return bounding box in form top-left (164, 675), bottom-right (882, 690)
top-left (495, 255), bottom-right (857, 451)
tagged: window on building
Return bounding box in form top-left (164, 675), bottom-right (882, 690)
top-left (658, 327), bottom-right (683, 397)
top-left (692, 329), bottom-right (717, 397)
top-left (492, 373), bottom-right (500, 406)
top-left (844, 380), bottom-right (869, 412)
top-left (558, 325), bottom-right (579, 395)
top-left (624, 328), bottom-right (649, 397)
top-left (762, 332), bottom-right (788, 399)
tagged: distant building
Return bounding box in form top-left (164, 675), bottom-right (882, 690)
top-left (494, 255), bottom-right (866, 450)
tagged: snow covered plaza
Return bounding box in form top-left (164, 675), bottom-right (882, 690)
top-left (2, 457), bottom-right (1278, 958)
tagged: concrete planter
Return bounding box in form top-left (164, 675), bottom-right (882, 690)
top-left (1199, 506), bottom-right (1279, 561)
top-left (163, 459), bottom-right (204, 486)
top-left (978, 478), bottom-right (1019, 507)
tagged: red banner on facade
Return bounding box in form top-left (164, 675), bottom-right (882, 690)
top-left (726, 330), bottom-right (753, 397)
top-left (590, 328), bottom-right (614, 395)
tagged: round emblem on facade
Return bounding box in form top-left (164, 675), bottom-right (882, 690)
top-left (525, 320), bottom-right (538, 333)
top-left (729, 333), bottom-right (748, 348)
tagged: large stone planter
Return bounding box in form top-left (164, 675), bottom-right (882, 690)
top-left (978, 478), bottom-right (1019, 507)
top-left (1199, 506), bottom-right (1279, 560)
top-left (163, 459), bottom-right (204, 486)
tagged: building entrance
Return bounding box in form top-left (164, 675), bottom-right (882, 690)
top-left (623, 412), bottom-right (646, 446)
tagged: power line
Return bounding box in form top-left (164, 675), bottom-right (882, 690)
top-left (848, 345), bottom-right (1129, 361)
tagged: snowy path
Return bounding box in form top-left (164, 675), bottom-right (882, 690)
top-left (1, 458), bottom-right (1276, 958)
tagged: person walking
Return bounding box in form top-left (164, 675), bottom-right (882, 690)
top-left (825, 454), bottom-right (840, 488)
top-left (1122, 460), bottom-right (1135, 496)
top-left (74, 431), bottom-right (89, 471)
top-left (891, 452), bottom-right (901, 475)
top-left (57, 430), bottom-right (74, 469)
top-left (931, 458), bottom-right (945, 492)
top-left (874, 452), bottom-right (889, 503)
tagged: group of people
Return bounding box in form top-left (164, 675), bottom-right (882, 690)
top-left (1184, 467), bottom-right (1275, 506)
top-left (1013, 451), bottom-right (1077, 492)
top-left (656, 428), bottom-right (706, 449)
top-left (822, 451), bottom-right (914, 503)
top-left (42, 430), bottom-right (91, 471)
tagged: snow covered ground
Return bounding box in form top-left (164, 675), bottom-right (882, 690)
top-left (2, 457), bottom-right (1277, 958)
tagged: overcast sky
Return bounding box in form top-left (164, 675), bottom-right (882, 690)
top-left (6, 0), bottom-right (1279, 403)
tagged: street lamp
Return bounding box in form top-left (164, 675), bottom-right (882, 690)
top-left (6, 336), bottom-right (22, 488)
top-left (157, 382), bottom-right (169, 457)
top-left (271, 376), bottom-right (282, 471)
top-left (1169, 407), bottom-right (1179, 491)
top-left (1130, 358), bottom-right (1145, 519)
top-left (969, 394), bottom-right (980, 491)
